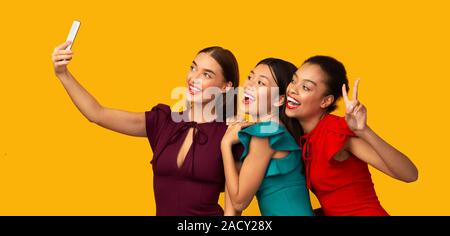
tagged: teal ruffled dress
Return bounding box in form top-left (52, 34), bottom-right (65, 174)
top-left (238, 121), bottom-right (314, 216)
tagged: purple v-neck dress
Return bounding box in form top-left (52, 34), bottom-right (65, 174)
top-left (145, 104), bottom-right (242, 216)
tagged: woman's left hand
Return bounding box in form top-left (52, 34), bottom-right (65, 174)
top-left (342, 80), bottom-right (367, 133)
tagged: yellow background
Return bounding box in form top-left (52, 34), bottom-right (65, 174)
top-left (1, 0), bottom-right (449, 215)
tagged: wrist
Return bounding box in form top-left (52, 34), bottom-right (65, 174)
top-left (55, 69), bottom-right (70, 79)
top-left (354, 125), bottom-right (372, 139)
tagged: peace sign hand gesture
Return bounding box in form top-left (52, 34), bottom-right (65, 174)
top-left (342, 80), bottom-right (367, 133)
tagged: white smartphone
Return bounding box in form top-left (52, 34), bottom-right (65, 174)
top-left (66, 20), bottom-right (81, 50)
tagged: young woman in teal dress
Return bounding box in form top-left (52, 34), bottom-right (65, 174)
top-left (221, 58), bottom-right (314, 216)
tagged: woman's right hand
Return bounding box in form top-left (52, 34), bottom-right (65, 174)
top-left (221, 122), bottom-right (254, 147)
top-left (52, 41), bottom-right (73, 75)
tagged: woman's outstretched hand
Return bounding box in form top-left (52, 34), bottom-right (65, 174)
top-left (52, 41), bottom-right (73, 75)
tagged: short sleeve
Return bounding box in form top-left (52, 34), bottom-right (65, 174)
top-left (145, 103), bottom-right (172, 150)
top-left (238, 121), bottom-right (300, 160)
top-left (237, 121), bottom-right (302, 177)
top-left (322, 116), bottom-right (356, 162)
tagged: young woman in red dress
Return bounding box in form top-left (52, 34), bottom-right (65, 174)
top-left (285, 56), bottom-right (418, 216)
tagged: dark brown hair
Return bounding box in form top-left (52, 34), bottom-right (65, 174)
top-left (198, 46), bottom-right (239, 121)
top-left (303, 56), bottom-right (349, 113)
top-left (256, 58), bottom-right (303, 141)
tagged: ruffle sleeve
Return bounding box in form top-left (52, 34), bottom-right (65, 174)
top-left (238, 121), bottom-right (302, 177)
top-left (322, 116), bottom-right (356, 162)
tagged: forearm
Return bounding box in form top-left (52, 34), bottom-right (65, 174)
top-left (56, 70), bottom-right (103, 123)
top-left (356, 126), bottom-right (418, 182)
top-left (54, 70), bottom-right (146, 137)
top-left (224, 184), bottom-right (242, 216)
top-left (221, 144), bottom-right (242, 205)
top-left (221, 144), bottom-right (251, 211)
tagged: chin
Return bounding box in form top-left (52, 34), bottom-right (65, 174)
top-left (285, 109), bottom-right (303, 120)
top-left (240, 105), bottom-right (258, 117)
top-left (284, 109), bottom-right (295, 118)
top-left (186, 94), bottom-right (208, 104)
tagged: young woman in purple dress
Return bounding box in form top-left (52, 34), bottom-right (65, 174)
top-left (51, 41), bottom-right (243, 216)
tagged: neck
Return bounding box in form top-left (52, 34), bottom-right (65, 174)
top-left (298, 111), bottom-right (327, 134)
top-left (188, 102), bottom-right (218, 123)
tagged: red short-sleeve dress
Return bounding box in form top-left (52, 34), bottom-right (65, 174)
top-left (145, 104), bottom-right (243, 216)
top-left (300, 114), bottom-right (389, 216)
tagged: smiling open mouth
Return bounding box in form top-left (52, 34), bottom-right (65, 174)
top-left (243, 92), bottom-right (256, 105)
top-left (286, 96), bottom-right (301, 109)
top-left (188, 85), bottom-right (202, 95)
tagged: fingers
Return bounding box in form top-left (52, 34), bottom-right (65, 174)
top-left (355, 103), bottom-right (366, 114)
top-left (54, 49), bottom-right (73, 55)
top-left (52, 42), bottom-right (73, 62)
top-left (52, 49), bottom-right (72, 57)
top-left (54, 60), bottom-right (71, 67)
top-left (240, 122), bottom-right (256, 128)
top-left (53, 54), bottom-right (73, 62)
top-left (342, 84), bottom-right (349, 105)
top-left (351, 101), bottom-right (361, 114)
top-left (343, 79), bottom-right (361, 105)
top-left (228, 120), bottom-right (239, 126)
top-left (353, 79), bottom-right (360, 101)
top-left (55, 41), bottom-right (72, 51)
top-left (354, 104), bottom-right (362, 115)
top-left (227, 121), bottom-right (255, 129)
top-left (52, 48), bottom-right (72, 61)
top-left (346, 102), bottom-right (357, 114)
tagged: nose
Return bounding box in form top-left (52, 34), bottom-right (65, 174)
top-left (287, 84), bottom-right (298, 95)
top-left (188, 73), bottom-right (202, 86)
top-left (243, 83), bottom-right (255, 93)
top-left (244, 78), bottom-right (256, 89)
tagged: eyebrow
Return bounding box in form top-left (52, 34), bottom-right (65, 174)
top-left (259, 74), bottom-right (269, 80)
top-left (192, 60), bottom-right (216, 75)
top-left (250, 70), bottom-right (269, 80)
top-left (294, 73), bottom-right (317, 85)
top-left (303, 79), bottom-right (317, 86)
top-left (204, 69), bottom-right (216, 75)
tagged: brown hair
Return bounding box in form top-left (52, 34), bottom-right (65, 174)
top-left (256, 58), bottom-right (303, 141)
top-left (198, 46), bottom-right (240, 121)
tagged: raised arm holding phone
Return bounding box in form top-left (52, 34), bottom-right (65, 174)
top-left (50, 21), bottom-right (244, 216)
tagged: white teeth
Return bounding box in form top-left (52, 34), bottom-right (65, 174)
top-left (190, 86), bottom-right (201, 92)
top-left (287, 96), bottom-right (300, 105)
top-left (244, 92), bottom-right (256, 101)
